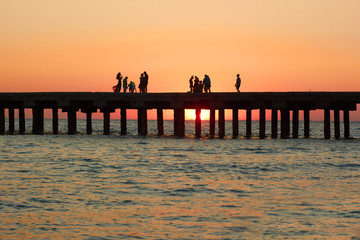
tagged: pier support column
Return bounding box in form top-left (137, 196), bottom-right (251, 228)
top-left (195, 108), bottom-right (201, 138)
top-left (246, 109), bottom-right (252, 138)
top-left (324, 109), bottom-right (331, 139)
top-left (101, 108), bottom-right (114, 135)
top-left (157, 108), bottom-right (164, 136)
top-left (210, 109), bottom-right (215, 137)
top-left (344, 110), bottom-right (350, 139)
top-left (280, 109), bottom-right (290, 139)
top-left (138, 108), bottom-right (148, 136)
top-left (121, 108), bottom-right (127, 135)
top-left (304, 109), bottom-right (310, 138)
top-left (232, 108), bottom-right (238, 138)
top-left (0, 108), bottom-right (5, 134)
top-left (271, 109), bottom-right (278, 139)
top-left (218, 108), bottom-right (225, 139)
top-left (9, 107), bottom-right (15, 134)
top-left (19, 107), bottom-right (25, 134)
top-left (259, 108), bottom-right (266, 139)
top-left (32, 107), bottom-right (44, 134)
top-left (86, 111), bottom-right (93, 135)
top-left (63, 108), bottom-right (77, 135)
top-left (334, 109), bottom-right (340, 139)
top-left (174, 108), bottom-right (185, 137)
top-left (292, 110), bottom-right (299, 139)
top-left (81, 108), bottom-right (97, 135)
top-left (52, 108), bottom-right (58, 135)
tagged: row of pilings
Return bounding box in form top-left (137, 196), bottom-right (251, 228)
top-left (0, 92), bottom-right (359, 139)
top-left (0, 106), bottom-right (354, 139)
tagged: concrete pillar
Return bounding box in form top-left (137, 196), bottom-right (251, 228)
top-left (195, 108), bottom-right (201, 137)
top-left (102, 109), bottom-right (111, 135)
top-left (0, 108), bottom-right (5, 134)
top-left (86, 111), bottom-right (92, 135)
top-left (81, 108), bottom-right (97, 135)
top-left (304, 109), bottom-right (310, 138)
top-left (271, 109), bottom-right (278, 139)
top-left (9, 107), bottom-right (15, 134)
top-left (324, 109), bottom-right (331, 139)
top-left (218, 108), bottom-right (225, 138)
top-left (67, 109), bottom-right (77, 135)
top-left (173, 109), bottom-right (178, 136)
top-left (259, 108), bottom-right (266, 139)
top-left (232, 108), bottom-right (239, 138)
top-left (246, 109), bottom-right (252, 138)
top-left (32, 107), bottom-right (44, 134)
top-left (179, 108), bottom-right (185, 137)
top-left (138, 108), bottom-right (148, 136)
top-left (157, 108), bottom-right (164, 136)
top-left (281, 109), bottom-right (290, 139)
top-left (334, 109), bottom-right (340, 139)
top-left (173, 108), bottom-right (185, 137)
top-left (121, 108), bottom-right (127, 135)
top-left (210, 109), bottom-right (215, 137)
top-left (19, 107), bottom-right (25, 134)
top-left (52, 108), bottom-right (58, 135)
top-left (292, 110), bottom-right (299, 139)
top-left (344, 110), bottom-right (350, 139)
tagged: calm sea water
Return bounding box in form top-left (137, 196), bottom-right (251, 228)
top-left (1, 120), bottom-right (359, 239)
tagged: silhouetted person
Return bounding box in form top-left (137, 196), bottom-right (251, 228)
top-left (193, 76), bottom-right (200, 93)
top-left (189, 76), bottom-right (194, 93)
top-left (144, 71), bottom-right (149, 93)
top-left (235, 74), bottom-right (241, 92)
top-left (123, 76), bottom-right (128, 93)
top-left (113, 72), bottom-right (122, 92)
top-left (139, 73), bottom-right (145, 93)
top-left (199, 81), bottom-right (204, 93)
top-left (129, 81), bottom-right (136, 93)
top-left (203, 74), bottom-right (211, 93)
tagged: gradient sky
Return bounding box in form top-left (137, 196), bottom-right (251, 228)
top-left (1, 1), bottom-right (360, 120)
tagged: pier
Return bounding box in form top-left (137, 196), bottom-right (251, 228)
top-left (0, 92), bottom-right (359, 139)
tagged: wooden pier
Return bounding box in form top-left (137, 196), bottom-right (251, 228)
top-left (0, 92), bottom-right (359, 139)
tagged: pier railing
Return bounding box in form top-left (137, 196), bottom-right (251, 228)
top-left (1, 92), bottom-right (359, 139)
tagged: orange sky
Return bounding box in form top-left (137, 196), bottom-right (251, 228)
top-left (1, 1), bottom-right (360, 120)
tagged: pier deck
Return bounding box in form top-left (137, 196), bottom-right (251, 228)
top-left (1, 92), bottom-right (359, 138)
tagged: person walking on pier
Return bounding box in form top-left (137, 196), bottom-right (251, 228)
top-left (203, 74), bottom-right (211, 93)
top-left (235, 74), bottom-right (241, 92)
top-left (113, 72), bottom-right (122, 92)
top-left (123, 76), bottom-right (128, 93)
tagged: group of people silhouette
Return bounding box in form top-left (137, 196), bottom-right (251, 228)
top-left (113, 72), bottom-right (241, 93)
top-left (189, 75), bottom-right (212, 93)
top-left (113, 71), bottom-right (148, 93)
top-left (138, 72), bottom-right (149, 93)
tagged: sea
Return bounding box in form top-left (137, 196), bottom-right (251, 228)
top-left (0, 119), bottom-right (359, 239)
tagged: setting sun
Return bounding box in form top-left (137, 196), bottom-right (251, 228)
top-left (185, 109), bottom-right (210, 120)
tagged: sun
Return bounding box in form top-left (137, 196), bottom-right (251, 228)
top-left (185, 109), bottom-right (210, 120)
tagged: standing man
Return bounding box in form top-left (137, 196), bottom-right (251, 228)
top-left (123, 76), bottom-right (128, 93)
top-left (203, 74), bottom-right (211, 93)
top-left (189, 76), bottom-right (194, 93)
top-left (143, 71), bottom-right (149, 93)
top-left (235, 74), bottom-right (241, 93)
